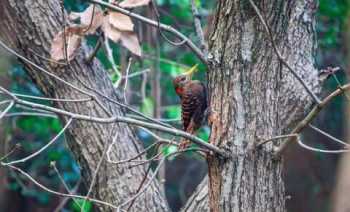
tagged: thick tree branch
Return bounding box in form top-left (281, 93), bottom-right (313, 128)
top-left (0, 86), bottom-right (228, 158)
top-left (274, 83), bottom-right (350, 156)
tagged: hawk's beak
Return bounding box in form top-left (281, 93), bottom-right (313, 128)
top-left (183, 64), bottom-right (199, 80)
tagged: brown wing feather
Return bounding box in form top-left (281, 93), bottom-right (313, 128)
top-left (181, 81), bottom-right (207, 132)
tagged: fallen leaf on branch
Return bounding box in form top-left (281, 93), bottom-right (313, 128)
top-left (102, 18), bottom-right (141, 56)
top-left (69, 5), bottom-right (104, 34)
top-left (119, 0), bottom-right (151, 8)
top-left (120, 31), bottom-right (142, 56)
top-left (102, 19), bottom-right (122, 42)
top-left (58, 4), bottom-right (142, 59)
top-left (50, 26), bottom-right (84, 62)
top-left (108, 11), bottom-right (134, 31)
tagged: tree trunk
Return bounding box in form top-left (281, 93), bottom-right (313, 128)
top-left (184, 0), bottom-right (321, 211)
top-left (0, 0), bottom-right (168, 211)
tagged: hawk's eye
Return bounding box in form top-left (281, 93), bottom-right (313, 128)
top-left (181, 76), bottom-right (186, 81)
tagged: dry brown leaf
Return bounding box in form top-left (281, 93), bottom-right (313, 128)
top-left (108, 11), bottom-right (134, 31)
top-left (50, 27), bottom-right (83, 62)
top-left (120, 32), bottom-right (141, 56)
top-left (102, 20), bottom-right (122, 42)
top-left (69, 5), bottom-right (104, 34)
top-left (65, 26), bottom-right (86, 36)
top-left (119, 0), bottom-right (151, 8)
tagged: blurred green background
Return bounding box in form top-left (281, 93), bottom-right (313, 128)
top-left (0, 0), bottom-right (349, 211)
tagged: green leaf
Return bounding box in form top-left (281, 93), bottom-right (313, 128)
top-left (48, 151), bottom-right (62, 161)
top-left (50, 119), bottom-right (62, 134)
top-left (162, 145), bottom-right (178, 160)
top-left (70, 199), bottom-right (92, 212)
top-left (162, 145), bottom-right (178, 157)
top-left (140, 97), bottom-right (154, 117)
top-left (197, 127), bottom-right (210, 142)
top-left (164, 105), bottom-right (181, 119)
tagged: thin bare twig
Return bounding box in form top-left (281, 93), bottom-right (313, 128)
top-left (0, 39), bottom-right (92, 97)
top-left (0, 144), bottom-right (21, 161)
top-left (0, 10), bottom-right (175, 138)
top-left (142, 54), bottom-right (190, 68)
top-left (86, 36), bottom-right (103, 63)
top-left (116, 148), bottom-right (204, 211)
top-left (89, 0), bottom-right (207, 65)
top-left (190, 0), bottom-right (208, 56)
top-left (116, 157), bottom-right (164, 211)
top-left (138, 127), bottom-right (178, 145)
top-left (0, 101), bottom-right (14, 120)
top-left (4, 112), bottom-right (57, 119)
top-left (140, 72), bottom-right (147, 102)
top-left (297, 137), bottom-right (349, 154)
top-left (91, 95), bottom-right (113, 116)
top-left (103, 37), bottom-right (122, 88)
top-left (331, 71), bottom-right (350, 101)
top-left (28, 48), bottom-right (67, 65)
top-left (126, 165), bottom-right (152, 211)
top-left (2, 118), bottom-right (73, 165)
top-left (53, 180), bottom-right (81, 212)
top-left (126, 142), bottom-right (167, 211)
top-left (122, 69), bottom-right (150, 79)
top-left (0, 32), bottom-right (126, 121)
top-left (106, 131), bottom-right (122, 164)
top-left (15, 104), bottom-right (57, 115)
top-left (1, 91), bottom-right (92, 103)
top-left (274, 83), bottom-right (350, 157)
top-left (0, 86), bottom-right (227, 157)
top-left (81, 128), bottom-right (112, 211)
top-left (51, 161), bottom-right (81, 209)
top-left (3, 148), bottom-right (203, 211)
top-left (107, 134), bottom-right (174, 165)
top-left (0, 20), bottom-right (175, 131)
top-left (308, 124), bottom-right (350, 147)
top-left (127, 150), bottom-right (164, 168)
top-left (76, 79), bottom-right (175, 129)
top-left (60, 0), bottom-right (69, 65)
top-left (256, 134), bottom-right (299, 147)
top-left (0, 100), bottom-right (11, 106)
top-left (83, 4), bottom-right (96, 33)
top-left (3, 164), bottom-right (118, 209)
top-left (126, 114), bottom-right (180, 125)
top-left (150, 0), bottom-right (188, 46)
top-left (123, 57), bottom-right (132, 104)
top-left (247, 0), bottom-right (320, 104)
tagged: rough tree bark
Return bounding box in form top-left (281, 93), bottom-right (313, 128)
top-left (0, 0), bottom-right (168, 211)
top-left (332, 144), bottom-right (350, 212)
top-left (183, 0), bottom-right (321, 211)
top-left (0, 0), bottom-right (323, 211)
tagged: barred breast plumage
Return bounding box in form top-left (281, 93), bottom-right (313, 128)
top-left (180, 80), bottom-right (207, 132)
